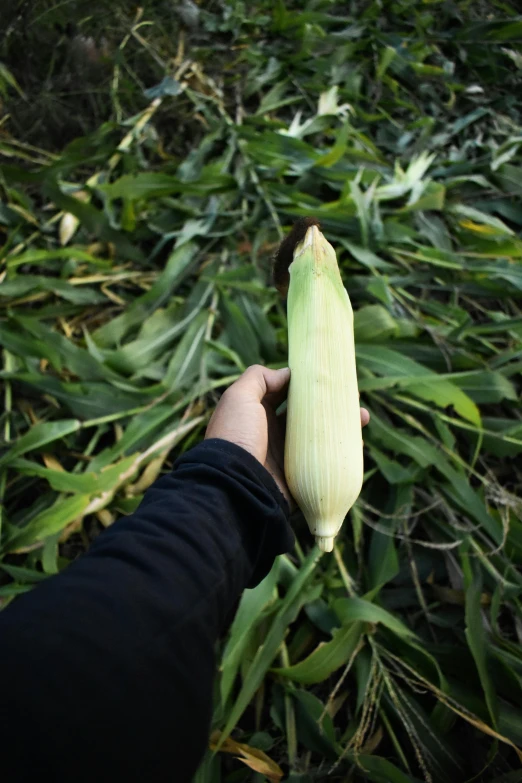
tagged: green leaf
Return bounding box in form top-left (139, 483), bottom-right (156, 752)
top-left (0, 275), bottom-right (104, 304)
top-left (357, 346), bottom-right (481, 425)
top-left (11, 455), bottom-right (138, 496)
top-left (368, 415), bottom-right (441, 468)
top-left (1, 564), bottom-right (48, 583)
top-left (221, 560), bottom-right (279, 705)
top-left (354, 305), bottom-right (398, 341)
top-left (163, 311), bottom-right (208, 390)
top-left (0, 61), bottom-right (25, 98)
top-left (438, 466), bottom-right (502, 545)
top-left (452, 371), bottom-right (517, 404)
top-left (456, 20), bottom-right (522, 43)
top-left (144, 76), bottom-right (182, 99)
top-left (218, 548), bottom-right (322, 746)
top-left (0, 420), bottom-right (81, 466)
top-left (405, 377), bottom-right (481, 426)
top-left (94, 243), bottom-right (199, 347)
top-left (355, 755), bottom-right (418, 783)
top-left (272, 622), bottom-right (364, 684)
top-left (450, 204), bottom-right (515, 235)
top-left (341, 241), bottom-right (396, 271)
top-left (370, 447), bottom-right (421, 485)
top-left (98, 171), bottom-right (235, 202)
top-left (292, 690), bottom-right (339, 759)
top-left (221, 295), bottom-right (261, 367)
top-left (465, 568), bottom-right (499, 729)
top-left (5, 247), bottom-right (108, 271)
top-left (6, 494), bottom-right (90, 551)
top-left (89, 406), bottom-right (179, 471)
top-left (482, 418), bottom-right (522, 458)
top-left (334, 597), bottom-right (417, 641)
top-left (256, 80), bottom-right (300, 115)
top-left (377, 46), bottom-right (397, 79)
top-left (44, 178), bottom-right (144, 262)
top-left (105, 296), bottom-right (209, 375)
top-left (314, 122), bottom-right (350, 168)
top-left (368, 528), bottom-right (400, 590)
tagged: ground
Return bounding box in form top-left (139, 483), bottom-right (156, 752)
top-left (1, 2), bottom-right (522, 781)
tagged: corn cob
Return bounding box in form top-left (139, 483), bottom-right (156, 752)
top-left (275, 219), bottom-right (363, 552)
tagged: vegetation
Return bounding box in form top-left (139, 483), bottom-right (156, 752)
top-left (1, 1), bottom-right (522, 781)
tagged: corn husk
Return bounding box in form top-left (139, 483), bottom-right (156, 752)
top-left (284, 224), bottom-right (363, 552)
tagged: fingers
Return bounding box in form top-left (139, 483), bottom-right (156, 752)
top-left (233, 364), bottom-right (290, 404)
top-left (232, 366), bottom-right (369, 425)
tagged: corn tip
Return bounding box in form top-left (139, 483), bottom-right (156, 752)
top-left (316, 535), bottom-right (335, 552)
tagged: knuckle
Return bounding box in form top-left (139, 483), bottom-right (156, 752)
top-left (221, 384), bottom-right (240, 403)
top-left (220, 386), bottom-right (234, 401)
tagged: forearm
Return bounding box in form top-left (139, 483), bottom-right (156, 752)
top-left (0, 439), bottom-right (293, 782)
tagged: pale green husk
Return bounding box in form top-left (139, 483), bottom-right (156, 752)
top-left (284, 225), bottom-right (363, 552)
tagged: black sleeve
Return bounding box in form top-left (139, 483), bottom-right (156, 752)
top-left (0, 439), bottom-right (294, 783)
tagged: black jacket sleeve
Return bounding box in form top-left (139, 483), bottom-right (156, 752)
top-left (0, 439), bottom-right (294, 782)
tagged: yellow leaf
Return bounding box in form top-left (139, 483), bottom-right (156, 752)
top-left (42, 453), bottom-right (65, 472)
top-left (431, 584), bottom-right (490, 606)
top-left (458, 219), bottom-right (500, 235)
top-left (9, 204), bottom-right (39, 226)
top-left (59, 191), bottom-right (89, 245)
top-left (59, 213), bottom-right (80, 246)
top-left (448, 703), bottom-right (522, 763)
top-left (210, 732), bottom-right (283, 782)
top-left (383, 650), bottom-right (522, 763)
top-left (96, 509), bottom-right (115, 527)
top-left (127, 453), bottom-right (169, 496)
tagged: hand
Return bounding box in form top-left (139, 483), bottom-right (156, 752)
top-left (205, 364), bottom-right (370, 509)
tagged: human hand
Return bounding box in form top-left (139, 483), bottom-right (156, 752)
top-left (205, 364), bottom-right (370, 509)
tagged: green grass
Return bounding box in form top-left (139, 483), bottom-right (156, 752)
top-left (1, 1), bottom-right (522, 780)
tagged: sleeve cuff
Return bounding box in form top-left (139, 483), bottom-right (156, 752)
top-left (174, 438), bottom-right (294, 587)
top-left (175, 438), bottom-right (291, 518)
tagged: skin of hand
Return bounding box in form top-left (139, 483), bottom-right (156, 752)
top-left (205, 364), bottom-right (370, 508)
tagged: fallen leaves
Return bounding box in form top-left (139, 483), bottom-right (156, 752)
top-left (210, 731), bottom-right (283, 782)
